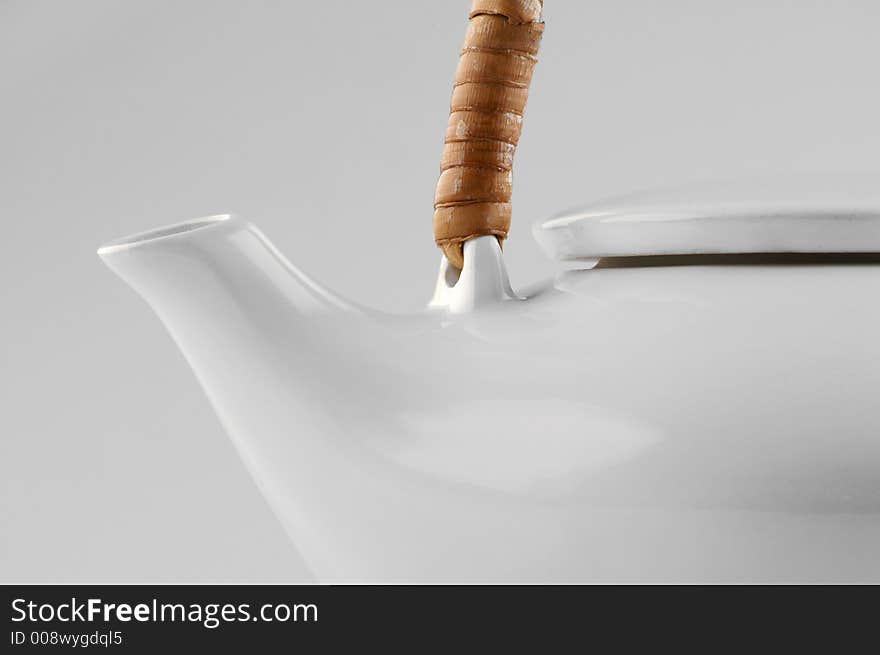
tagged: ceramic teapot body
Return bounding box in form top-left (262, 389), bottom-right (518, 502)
top-left (99, 201), bottom-right (880, 582)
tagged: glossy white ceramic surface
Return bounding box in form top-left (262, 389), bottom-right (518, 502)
top-left (99, 213), bottom-right (880, 582)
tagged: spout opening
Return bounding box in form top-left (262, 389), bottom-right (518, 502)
top-left (97, 214), bottom-right (233, 256)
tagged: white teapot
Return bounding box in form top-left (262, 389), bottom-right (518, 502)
top-left (98, 0), bottom-right (880, 581)
top-left (98, 177), bottom-right (880, 582)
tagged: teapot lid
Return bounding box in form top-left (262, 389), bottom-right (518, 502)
top-left (534, 176), bottom-right (880, 266)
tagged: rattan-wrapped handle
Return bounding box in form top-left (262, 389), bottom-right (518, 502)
top-left (433, 0), bottom-right (544, 269)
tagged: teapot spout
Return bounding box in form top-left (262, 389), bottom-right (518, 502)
top-left (97, 215), bottom-right (372, 423)
top-left (98, 214), bottom-right (356, 327)
top-left (97, 212), bottom-right (372, 462)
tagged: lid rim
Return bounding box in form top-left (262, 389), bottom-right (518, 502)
top-left (535, 209), bottom-right (880, 261)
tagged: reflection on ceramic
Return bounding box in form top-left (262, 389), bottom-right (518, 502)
top-left (98, 186), bottom-right (880, 582)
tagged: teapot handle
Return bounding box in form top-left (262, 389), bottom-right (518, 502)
top-left (432, 0), bottom-right (545, 269)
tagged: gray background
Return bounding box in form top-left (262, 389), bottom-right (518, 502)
top-left (3, 0), bottom-right (880, 582)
